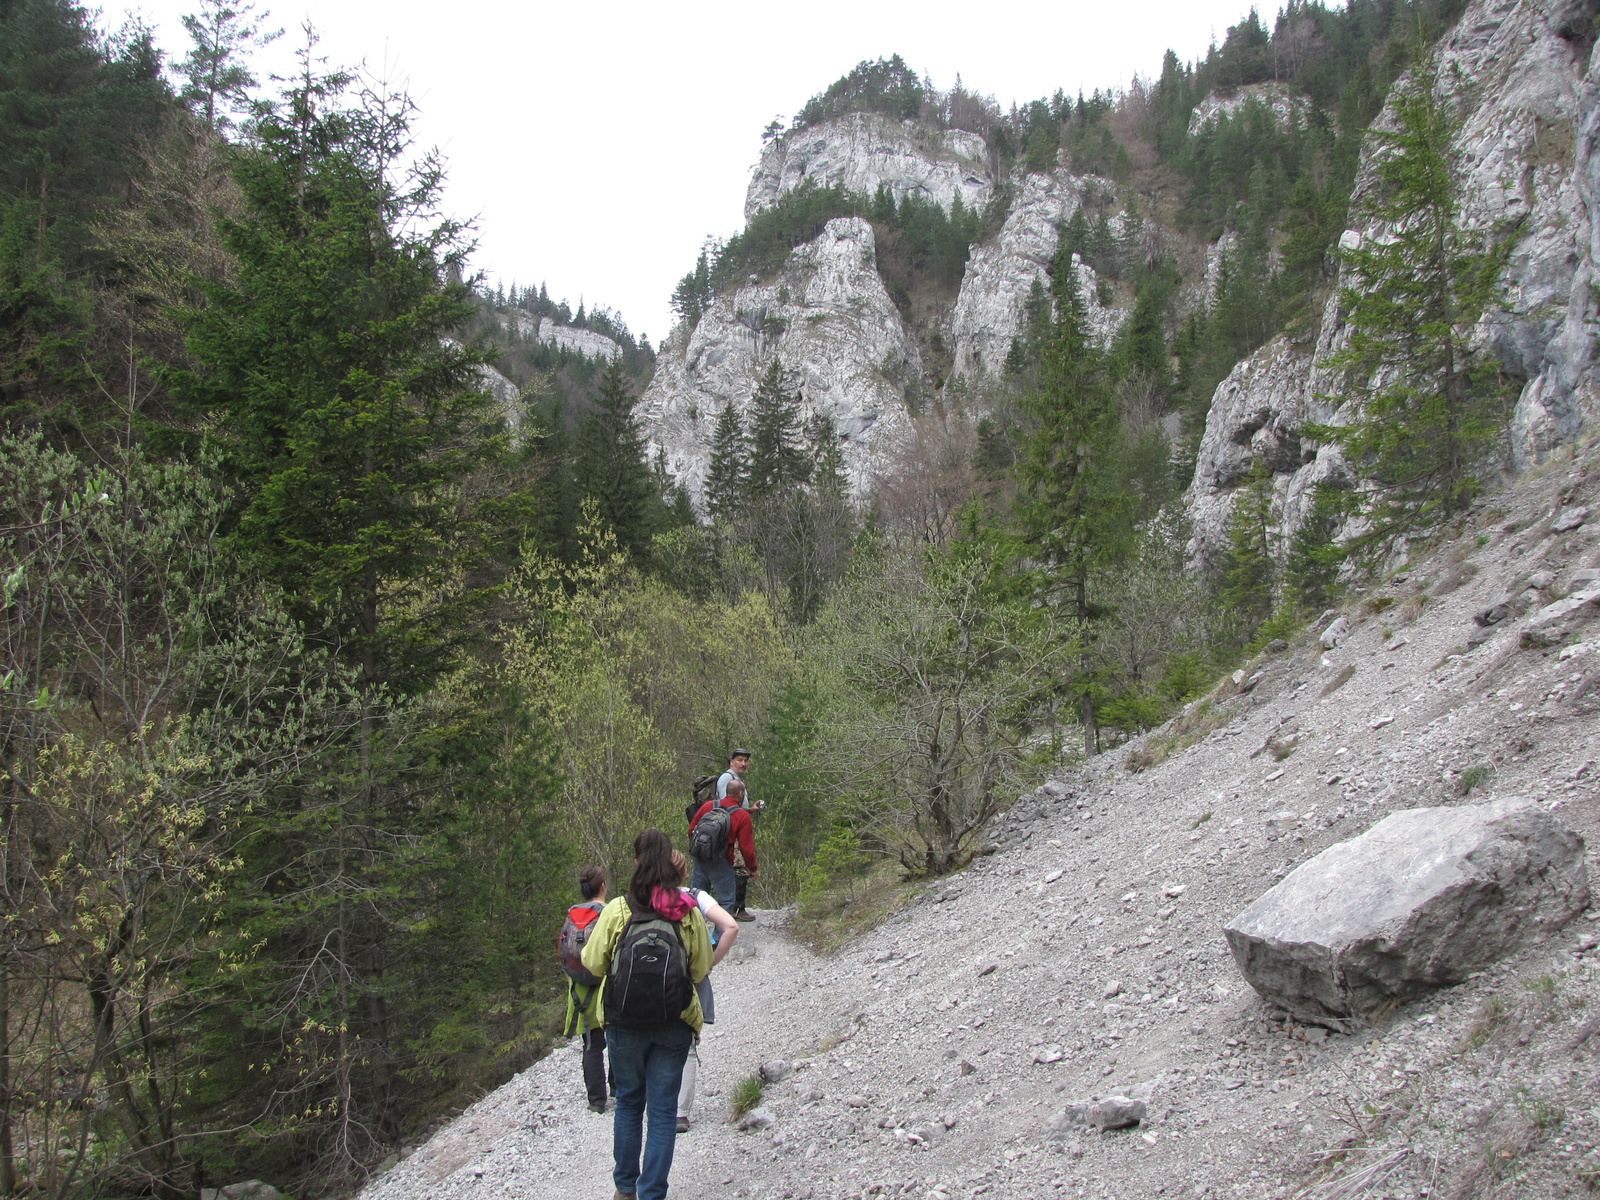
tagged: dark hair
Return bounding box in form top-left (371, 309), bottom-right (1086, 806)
top-left (628, 828), bottom-right (678, 912)
top-left (578, 865), bottom-right (607, 900)
top-left (726, 778), bottom-right (746, 797)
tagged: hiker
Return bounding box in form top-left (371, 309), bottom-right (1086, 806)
top-left (687, 777), bottom-right (758, 916)
top-left (717, 749), bottom-right (762, 921)
top-left (581, 828), bottom-right (712, 1200)
top-left (670, 849), bottom-right (739, 1134)
top-left (559, 866), bottom-right (611, 1113)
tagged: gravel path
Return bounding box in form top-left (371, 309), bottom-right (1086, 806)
top-left (362, 451), bottom-right (1600, 1199)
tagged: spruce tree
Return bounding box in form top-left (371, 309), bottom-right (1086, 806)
top-left (746, 359), bottom-right (810, 499)
top-left (1221, 458), bottom-right (1277, 636)
top-left (809, 412), bottom-right (848, 501)
top-left (705, 399), bottom-right (747, 523)
top-left (1017, 272), bottom-right (1135, 755)
top-left (575, 358), bottom-right (657, 560)
top-left (1319, 61), bottom-right (1514, 551)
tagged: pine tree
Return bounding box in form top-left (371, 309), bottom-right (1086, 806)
top-left (1017, 272), bottom-right (1135, 755)
top-left (1221, 458), bottom-right (1277, 636)
top-left (746, 359), bottom-right (810, 499)
top-left (175, 0), bottom-right (281, 136)
top-left (575, 358), bottom-right (657, 560)
top-left (1318, 61), bottom-right (1514, 552)
top-left (705, 400), bottom-right (747, 522)
top-left (810, 412), bottom-right (848, 500)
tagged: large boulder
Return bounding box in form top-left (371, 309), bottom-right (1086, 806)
top-left (1224, 798), bottom-right (1589, 1024)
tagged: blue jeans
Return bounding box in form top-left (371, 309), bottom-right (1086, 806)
top-left (690, 854), bottom-right (735, 913)
top-left (609, 1021), bottom-right (694, 1199)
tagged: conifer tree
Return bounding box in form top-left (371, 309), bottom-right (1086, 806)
top-left (1221, 458), bottom-right (1277, 635)
top-left (575, 358), bottom-right (657, 560)
top-left (175, 0), bottom-right (281, 136)
top-left (1017, 272), bottom-right (1134, 755)
top-left (705, 400), bottom-right (747, 523)
top-left (1319, 62), bottom-right (1514, 551)
top-left (810, 412), bottom-right (849, 500)
top-left (746, 359), bottom-right (810, 499)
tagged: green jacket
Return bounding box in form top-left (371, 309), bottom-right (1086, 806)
top-left (580, 894), bottom-right (713, 1034)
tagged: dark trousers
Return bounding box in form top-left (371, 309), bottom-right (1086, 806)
top-left (582, 1027), bottom-right (609, 1108)
top-left (735, 867), bottom-right (750, 912)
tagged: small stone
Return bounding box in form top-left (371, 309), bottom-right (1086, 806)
top-left (1087, 1097), bottom-right (1147, 1130)
top-left (1265, 768), bottom-right (1285, 782)
top-left (1044, 869), bottom-right (1065, 883)
top-left (1265, 639), bottom-right (1289, 654)
top-left (1232, 669), bottom-right (1246, 685)
top-left (1034, 1046), bottom-right (1065, 1064)
top-left (738, 1105), bottom-right (776, 1130)
top-left (1222, 1077), bottom-right (1246, 1090)
top-left (1320, 617), bottom-right (1351, 649)
top-left (759, 1059), bottom-right (793, 1084)
top-left (845, 1095), bottom-right (870, 1108)
top-left (977, 962), bottom-right (997, 977)
top-left (1370, 713), bottom-right (1396, 730)
top-left (1528, 570), bottom-right (1555, 589)
top-left (1164, 884), bottom-right (1188, 898)
top-left (960, 1061), bottom-right (977, 1076)
top-left (1102, 980), bottom-right (1122, 999)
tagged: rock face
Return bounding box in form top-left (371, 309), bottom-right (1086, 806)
top-left (1224, 797), bottom-right (1590, 1023)
top-left (745, 113), bottom-right (992, 220)
top-left (501, 310), bottom-right (620, 362)
top-left (1187, 82), bottom-right (1307, 136)
top-left (1186, 0), bottom-right (1600, 560)
top-left (640, 217), bottom-right (918, 499)
top-left (948, 172), bottom-right (1123, 382)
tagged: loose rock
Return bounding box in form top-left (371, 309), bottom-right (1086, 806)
top-left (1224, 797), bottom-right (1590, 1022)
top-left (1087, 1097), bottom-right (1147, 1131)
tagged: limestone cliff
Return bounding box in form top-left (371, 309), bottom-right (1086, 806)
top-left (1185, 0), bottom-right (1600, 565)
top-left (640, 217), bottom-right (918, 498)
top-left (745, 112), bottom-right (992, 220)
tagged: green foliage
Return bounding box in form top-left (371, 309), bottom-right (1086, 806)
top-left (174, 0), bottom-right (279, 135)
top-left (794, 55), bottom-right (927, 129)
top-left (747, 360), bottom-right (810, 499)
top-left (706, 400), bottom-right (747, 523)
top-left (798, 824), bottom-right (869, 906)
top-left (1316, 62), bottom-right (1517, 554)
top-left (576, 359), bottom-right (661, 561)
top-left (1223, 459), bottom-right (1278, 636)
top-left (711, 181), bottom-right (860, 293)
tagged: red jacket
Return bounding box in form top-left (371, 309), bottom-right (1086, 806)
top-left (689, 796), bottom-right (757, 873)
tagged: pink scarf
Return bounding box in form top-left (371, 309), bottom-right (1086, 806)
top-left (650, 886), bottom-right (695, 921)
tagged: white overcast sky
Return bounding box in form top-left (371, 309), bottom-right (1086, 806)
top-left (107, 0), bottom-right (1268, 345)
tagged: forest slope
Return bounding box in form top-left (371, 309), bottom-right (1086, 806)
top-left (360, 445), bottom-right (1600, 1199)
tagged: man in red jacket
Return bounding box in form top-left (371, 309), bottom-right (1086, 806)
top-left (688, 779), bottom-right (758, 915)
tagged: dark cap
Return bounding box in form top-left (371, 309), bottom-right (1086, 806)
top-left (729, 748), bottom-right (752, 759)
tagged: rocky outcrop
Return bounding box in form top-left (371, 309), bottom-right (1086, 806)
top-left (948, 172), bottom-right (1123, 381)
top-left (1187, 82), bottom-right (1307, 136)
top-left (476, 363), bottom-right (522, 433)
top-left (501, 310), bottom-right (620, 362)
top-left (1186, 0), bottom-right (1600, 560)
top-left (1225, 797), bottom-right (1590, 1024)
top-left (640, 217), bottom-right (918, 500)
top-left (746, 113), bottom-right (992, 220)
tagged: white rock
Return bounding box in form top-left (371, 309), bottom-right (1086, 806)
top-left (640, 217), bottom-right (918, 502)
top-left (747, 113), bottom-right (992, 221)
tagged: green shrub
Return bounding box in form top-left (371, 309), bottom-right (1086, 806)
top-left (730, 1075), bottom-right (765, 1121)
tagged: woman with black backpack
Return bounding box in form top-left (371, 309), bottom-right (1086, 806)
top-left (580, 828), bottom-right (713, 1200)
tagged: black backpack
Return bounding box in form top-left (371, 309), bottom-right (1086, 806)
top-left (688, 802), bottom-right (732, 862)
top-left (558, 900), bottom-right (605, 988)
top-left (685, 774), bottom-right (718, 824)
top-left (603, 899), bottom-right (692, 1029)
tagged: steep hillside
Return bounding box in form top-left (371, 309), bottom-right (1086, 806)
top-left (358, 438), bottom-right (1600, 1200)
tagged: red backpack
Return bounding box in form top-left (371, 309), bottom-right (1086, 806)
top-left (559, 901), bottom-right (605, 988)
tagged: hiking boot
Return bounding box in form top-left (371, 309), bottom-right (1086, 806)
top-left (614, 1192), bottom-right (635, 1199)
top-left (734, 908), bottom-right (755, 921)
top-left (676, 1116), bottom-right (690, 1134)
top-left (588, 1100), bottom-right (607, 1114)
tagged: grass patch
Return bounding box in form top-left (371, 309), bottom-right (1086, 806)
top-left (1189, 811), bottom-right (1213, 829)
top-left (791, 858), bottom-right (918, 953)
top-left (1320, 664), bottom-right (1357, 698)
top-left (1125, 700), bottom-right (1232, 772)
top-left (1434, 560), bottom-right (1479, 597)
top-left (1364, 596), bottom-right (1398, 615)
top-left (729, 1075), bottom-right (765, 1122)
top-left (1269, 734), bottom-right (1301, 761)
top-left (1398, 593), bottom-right (1429, 624)
top-left (1457, 764), bottom-right (1493, 796)
top-left (1461, 996), bottom-right (1505, 1053)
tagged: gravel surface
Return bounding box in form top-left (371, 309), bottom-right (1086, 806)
top-left (361, 450), bottom-right (1600, 1198)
